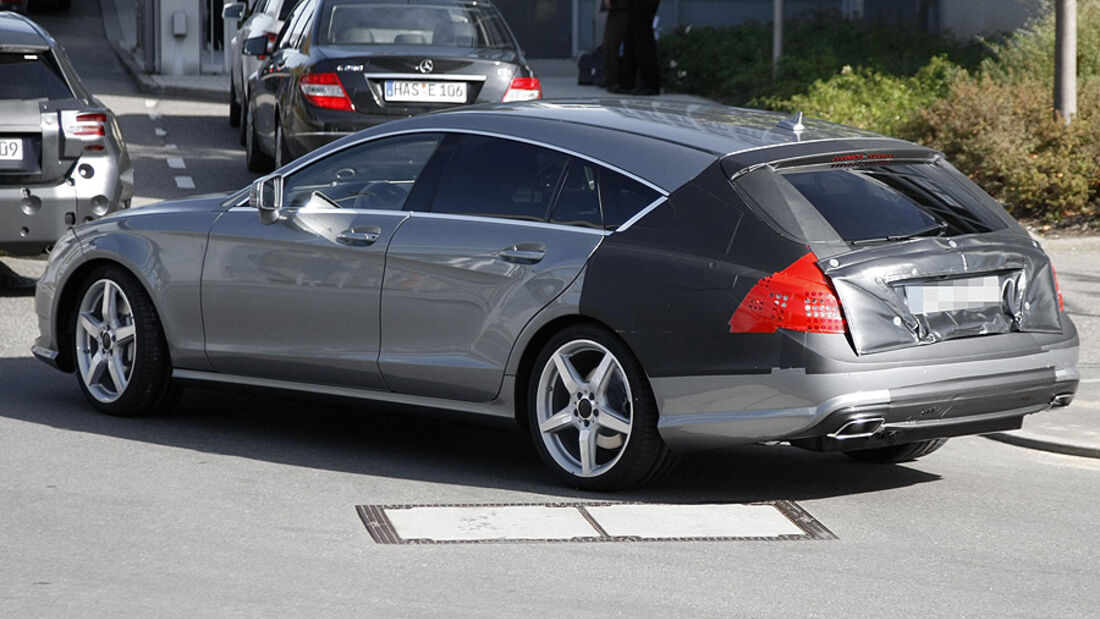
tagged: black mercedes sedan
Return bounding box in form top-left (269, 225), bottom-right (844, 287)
top-left (243, 0), bottom-right (539, 172)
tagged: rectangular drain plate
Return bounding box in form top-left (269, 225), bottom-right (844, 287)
top-left (356, 501), bottom-right (835, 544)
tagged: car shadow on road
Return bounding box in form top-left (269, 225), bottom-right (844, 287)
top-left (0, 356), bottom-right (940, 502)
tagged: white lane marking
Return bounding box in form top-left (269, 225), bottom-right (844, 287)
top-left (154, 127), bottom-right (167, 137)
top-left (1080, 378), bottom-right (1100, 384)
top-left (166, 157), bottom-right (185, 170)
top-left (148, 112), bottom-right (162, 121)
top-left (174, 176), bottom-right (195, 190)
top-left (385, 505), bottom-right (598, 542)
top-left (144, 99), bottom-right (158, 108)
top-left (586, 503), bottom-right (804, 538)
top-left (164, 143), bottom-right (178, 150)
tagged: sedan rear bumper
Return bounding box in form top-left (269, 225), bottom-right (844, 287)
top-left (653, 334), bottom-right (1079, 451)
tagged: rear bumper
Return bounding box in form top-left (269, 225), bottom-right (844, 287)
top-left (654, 329), bottom-right (1079, 451)
top-left (0, 153), bottom-right (131, 256)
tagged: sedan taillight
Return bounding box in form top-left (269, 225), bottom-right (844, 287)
top-left (300, 72), bottom-right (355, 111)
top-left (728, 253), bottom-right (848, 334)
top-left (502, 77), bottom-right (541, 102)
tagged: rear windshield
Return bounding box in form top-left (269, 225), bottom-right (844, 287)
top-left (767, 163), bottom-right (1007, 243)
top-left (319, 2), bottom-right (514, 48)
top-left (0, 52), bottom-right (72, 100)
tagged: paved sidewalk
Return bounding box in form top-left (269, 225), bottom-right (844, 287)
top-left (93, 0), bottom-right (1097, 459)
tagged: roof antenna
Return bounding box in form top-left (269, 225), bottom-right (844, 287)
top-left (777, 111), bottom-right (805, 132)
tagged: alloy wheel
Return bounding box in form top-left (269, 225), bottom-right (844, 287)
top-left (75, 278), bottom-right (137, 403)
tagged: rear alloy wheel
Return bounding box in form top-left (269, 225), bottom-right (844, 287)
top-left (245, 104), bottom-right (274, 173)
top-left (844, 438), bottom-right (948, 463)
top-left (528, 325), bottom-right (675, 491)
top-left (72, 267), bottom-right (176, 416)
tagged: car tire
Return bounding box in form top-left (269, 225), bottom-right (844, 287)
top-left (245, 103), bottom-right (274, 174)
top-left (275, 122), bottom-right (293, 169)
top-left (229, 81), bottom-right (242, 128)
top-left (527, 324), bottom-right (677, 491)
top-left (843, 438), bottom-right (948, 463)
top-left (71, 266), bottom-right (178, 417)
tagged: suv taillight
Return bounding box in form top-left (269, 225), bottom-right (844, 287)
top-left (66, 113), bottom-right (108, 151)
top-left (728, 253), bottom-right (848, 334)
top-left (300, 72), bottom-right (354, 111)
top-left (502, 77), bottom-right (541, 102)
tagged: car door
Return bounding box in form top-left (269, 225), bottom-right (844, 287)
top-left (379, 134), bottom-right (607, 402)
top-left (202, 133), bottom-right (444, 388)
top-left (254, 0), bottom-right (316, 151)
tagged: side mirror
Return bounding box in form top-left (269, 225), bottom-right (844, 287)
top-left (250, 174), bottom-right (284, 225)
top-left (243, 35), bottom-right (270, 56)
top-left (221, 2), bottom-right (246, 21)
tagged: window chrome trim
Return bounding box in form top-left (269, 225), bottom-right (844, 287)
top-left (614, 196), bottom-right (668, 233)
top-left (273, 126), bottom-right (672, 197)
top-left (406, 211), bottom-right (610, 236)
top-left (363, 73), bottom-right (488, 82)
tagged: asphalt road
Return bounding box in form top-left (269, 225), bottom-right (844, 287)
top-left (1, 4), bottom-right (1099, 617)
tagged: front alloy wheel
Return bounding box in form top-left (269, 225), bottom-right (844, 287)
top-left (528, 325), bottom-right (675, 490)
top-left (72, 267), bottom-right (176, 416)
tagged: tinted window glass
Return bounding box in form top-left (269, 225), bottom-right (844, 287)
top-left (283, 133), bottom-right (442, 210)
top-left (0, 52), bottom-right (72, 100)
top-left (600, 168), bottom-right (660, 229)
top-left (319, 1), bottom-right (514, 47)
top-left (276, 0), bottom-right (296, 20)
top-left (431, 135), bottom-right (569, 222)
top-left (781, 164), bottom-right (1004, 242)
top-left (550, 160), bottom-right (602, 229)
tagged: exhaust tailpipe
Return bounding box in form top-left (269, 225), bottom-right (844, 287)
top-left (828, 417), bottom-right (885, 440)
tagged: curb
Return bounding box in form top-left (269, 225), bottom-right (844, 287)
top-left (99, 0), bottom-right (226, 103)
top-left (984, 432), bottom-right (1100, 459)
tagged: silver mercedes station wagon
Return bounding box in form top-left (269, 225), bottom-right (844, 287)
top-left (33, 101), bottom-right (1079, 490)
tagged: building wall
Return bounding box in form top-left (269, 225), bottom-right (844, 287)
top-left (938, 0), bottom-right (1043, 40)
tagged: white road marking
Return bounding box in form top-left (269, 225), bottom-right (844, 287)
top-left (154, 127), bottom-right (167, 137)
top-left (164, 143), bottom-right (178, 150)
top-left (385, 505), bottom-right (597, 542)
top-left (166, 157), bottom-right (186, 170)
top-left (148, 112), bottom-right (162, 121)
top-left (144, 99), bottom-right (158, 108)
top-left (586, 503), bottom-right (805, 538)
top-left (174, 176), bottom-right (195, 190)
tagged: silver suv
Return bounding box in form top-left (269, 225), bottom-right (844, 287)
top-left (0, 12), bottom-right (131, 256)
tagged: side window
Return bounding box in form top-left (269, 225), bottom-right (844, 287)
top-left (276, 0), bottom-right (296, 20)
top-left (282, 133), bottom-right (443, 210)
top-left (599, 167), bottom-right (661, 229)
top-left (276, 3), bottom-right (305, 49)
top-left (550, 160), bottom-right (602, 229)
top-left (430, 135), bottom-right (569, 222)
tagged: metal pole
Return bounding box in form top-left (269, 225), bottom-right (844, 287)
top-left (773, 0), bottom-right (783, 77)
top-left (1054, 0), bottom-right (1077, 124)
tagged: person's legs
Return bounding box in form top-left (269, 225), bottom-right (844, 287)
top-left (631, 1), bottom-right (661, 94)
top-left (601, 9), bottom-right (628, 88)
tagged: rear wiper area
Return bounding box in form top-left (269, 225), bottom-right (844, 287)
top-left (851, 222), bottom-right (948, 246)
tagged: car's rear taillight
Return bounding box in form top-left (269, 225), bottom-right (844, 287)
top-left (300, 72), bottom-right (354, 111)
top-left (1052, 266), bottom-right (1065, 312)
top-left (65, 113), bottom-right (108, 151)
top-left (502, 77), bottom-right (541, 102)
top-left (728, 253), bottom-right (848, 334)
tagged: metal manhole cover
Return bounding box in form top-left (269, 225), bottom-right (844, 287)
top-left (356, 500), bottom-right (835, 544)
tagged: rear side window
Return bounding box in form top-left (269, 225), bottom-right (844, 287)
top-left (430, 135), bottom-right (569, 221)
top-left (0, 52), bottom-right (72, 101)
top-left (550, 160), bottom-right (660, 230)
top-left (768, 163), bottom-right (1006, 243)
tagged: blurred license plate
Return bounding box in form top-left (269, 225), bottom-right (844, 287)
top-left (383, 80), bottom-right (466, 103)
top-left (904, 275), bottom-right (1002, 315)
top-left (0, 138), bottom-right (22, 161)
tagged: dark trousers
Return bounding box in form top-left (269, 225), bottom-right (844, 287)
top-left (621, 1), bottom-right (660, 92)
top-left (601, 9), bottom-right (628, 87)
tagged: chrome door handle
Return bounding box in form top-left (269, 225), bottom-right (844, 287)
top-left (498, 248), bottom-right (546, 264)
top-left (337, 226), bottom-right (382, 246)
